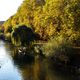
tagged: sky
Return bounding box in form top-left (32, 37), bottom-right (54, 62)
top-left (0, 0), bottom-right (23, 21)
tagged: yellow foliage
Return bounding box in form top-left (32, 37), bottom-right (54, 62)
top-left (3, 0), bottom-right (80, 41)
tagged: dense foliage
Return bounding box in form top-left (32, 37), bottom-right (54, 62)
top-left (11, 25), bottom-right (39, 46)
top-left (2, 0), bottom-right (80, 44)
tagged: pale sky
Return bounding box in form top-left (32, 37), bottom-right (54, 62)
top-left (0, 0), bottom-right (23, 21)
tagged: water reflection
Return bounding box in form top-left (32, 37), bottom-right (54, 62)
top-left (15, 59), bottom-right (75, 80)
top-left (0, 41), bottom-right (22, 80)
top-left (16, 60), bottom-right (48, 80)
top-left (0, 40), bottom-right (80, 80)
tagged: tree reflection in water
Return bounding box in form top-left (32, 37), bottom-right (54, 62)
top-left (4, 42), bottom-right (80, 80)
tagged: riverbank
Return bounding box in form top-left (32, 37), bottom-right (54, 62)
top-left (1, 40), bottom-right (80, 79)
top-left (2, 40), bottom-right (80, 80)
top-left (2, 25), bottom-right (80, 75)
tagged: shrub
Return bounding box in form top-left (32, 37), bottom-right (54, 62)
top-left (42, 35), bottom-right (70, 57)
top-left (11, 24), bottom-right (39, 46)
top-left (5, 32), bottom-right (11, 41)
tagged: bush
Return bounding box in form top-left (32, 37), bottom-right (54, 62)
top-left (42, 35), bottom-right (70, 57)
top-left (11, 24), bottom-right (39, 46)
top-left (5, 33), bottom-right (11, 41)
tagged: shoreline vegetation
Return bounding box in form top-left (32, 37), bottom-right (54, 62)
top-left (0, 0), bottom-right (80, 75)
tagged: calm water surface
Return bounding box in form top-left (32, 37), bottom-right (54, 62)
top-left (0, 40), bottom-right (79, 80)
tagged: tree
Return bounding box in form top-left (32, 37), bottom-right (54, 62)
top-left (11, 25), bottom-right (39, 46)
top-left (3, 0), bottom-right (80, 42)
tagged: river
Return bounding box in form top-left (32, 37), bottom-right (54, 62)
top-left (0, 40), bottom-right (79, 80)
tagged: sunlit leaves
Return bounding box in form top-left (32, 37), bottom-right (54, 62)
top-left (3, 0), bottom-right (80, 41)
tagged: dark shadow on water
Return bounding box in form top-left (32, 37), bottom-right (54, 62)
top-left (4, 43), bottom-right (80, 80)
top-left (13, 54), bottom-right (35, 67)
top-left (48, 58), bottom-right (80, 80)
